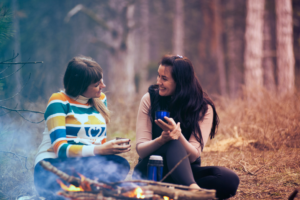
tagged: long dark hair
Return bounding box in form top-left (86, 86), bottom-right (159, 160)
top-left (149, 55), bottom-right (219, 150)
top-left (63, 56), bottom-right (110, 123)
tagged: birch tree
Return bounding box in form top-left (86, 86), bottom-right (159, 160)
top-left (225, 0), bottom-right (245, 98)
top-left (244, 0), bottom-right (265, 89)
top-left (212, 0), bottom-right (227, 96)
top-left (275, 0), bottom-right (295, 95)
top-left (173, 0), bottom-right (184, 55)
top-left (263, 0), bottom-right (276, 92)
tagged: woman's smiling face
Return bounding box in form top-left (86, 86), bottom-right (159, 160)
top-left (157, 65), bottom-right (176, 96)
top-left (82, 78), bottom-right (106, 98)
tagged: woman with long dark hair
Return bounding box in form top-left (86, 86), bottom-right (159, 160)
top-left (134, 55), bottom-right (239, 199)
top-left (34, 56), bottom-right (131, 199)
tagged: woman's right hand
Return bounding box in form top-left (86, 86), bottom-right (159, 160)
top-left (94, 139), bottom-right (131, 155)
top-left (156, 122), bottom-right (181, 145)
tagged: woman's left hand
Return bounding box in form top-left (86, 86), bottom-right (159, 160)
top-left (155, 117), bottom-right (177, 131)
top-left (167, 122), bottom-right (181, 140)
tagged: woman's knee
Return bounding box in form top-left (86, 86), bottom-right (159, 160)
top-left (163, 140), bottom-right (186, 153)
top-left (216, 167), bottom-right (239, 198)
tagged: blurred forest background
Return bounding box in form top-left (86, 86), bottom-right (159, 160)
top-left (0, 0), bottom-right (300, 199)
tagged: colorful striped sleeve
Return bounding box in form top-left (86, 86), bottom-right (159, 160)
top-left (45, 93), bottom-right (95, 158)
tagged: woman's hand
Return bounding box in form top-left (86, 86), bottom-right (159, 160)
top-left (155, 117), bottom-right (177, 131)
top-left (94, 139), bottom-right (131, 155)
top-left (156, 122), bottom-right (181, 145)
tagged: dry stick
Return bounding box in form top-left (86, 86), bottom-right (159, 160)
top-left (160, 153), bottom-right (190, 182)
top-left (0, 106), bottom-right (44, 114)
top-left (0, 74), bottom-right (31, 102)
top-left (288, 189), bottom-right (298, 200)
top-left (0, 150), bottom-right (29, 170)
top-left (0, 61), bottom-right (44, 64)
top-left (0, 54), bottom-right (19, 63)
top-left (39, 160), bottom-right (114, 190)
top-left (238, 161), bottom-right (255, 175)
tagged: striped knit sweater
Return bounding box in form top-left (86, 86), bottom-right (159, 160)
top-left (35, 91), bottom-right (107, 165)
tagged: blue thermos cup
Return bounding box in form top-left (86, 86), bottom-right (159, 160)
top-left (155, 111), bottom-right (170, 123)
top-left (147, 155), bottom-right (164, 181)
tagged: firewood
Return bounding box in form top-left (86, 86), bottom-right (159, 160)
top-left (39, 160), bottom-right (114, 190)
top-left (57, 191), bottom-right (105, 200)
top-left (114, 180), bottom-right (214, 193)
top-left (141, 185), bottom-right (215, 200)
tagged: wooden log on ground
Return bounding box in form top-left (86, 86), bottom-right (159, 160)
top-left (39, 160), bottom-right (114, 190)
top-left (141, 185), bottom-right (215, 200)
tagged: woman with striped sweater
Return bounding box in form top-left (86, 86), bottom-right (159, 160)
top-left (34, 56), bottom-right (130, 199)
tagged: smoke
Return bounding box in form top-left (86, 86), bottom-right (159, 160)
top-left (0, 101), bottom-right (45, 199)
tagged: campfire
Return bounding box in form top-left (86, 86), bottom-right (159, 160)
top-left (40, 161), bottom-right (216, 200)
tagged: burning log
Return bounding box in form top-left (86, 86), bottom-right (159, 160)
top-left (40, 160), bottom-right (216, 200)
top-left (39, 160), bottom-right (114, 191)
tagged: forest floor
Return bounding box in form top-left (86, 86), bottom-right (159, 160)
top-left (1, 90), bottom-right (299, 199)
top-left (119, 139), bottom-right (300, 200)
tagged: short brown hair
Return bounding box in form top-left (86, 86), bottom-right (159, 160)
top-left (63, 56), bottom-right (103, 97)
top-left (63, 56), bottom-right (110, 123)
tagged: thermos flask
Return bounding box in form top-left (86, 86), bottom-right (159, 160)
top-left (147, 155), bottom-right (164, 181)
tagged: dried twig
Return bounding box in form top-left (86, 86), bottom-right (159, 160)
top-left (0, 61), bottom-right (43, 64)
top-left (0, 105), bottom-right (44, 123)
top-left (160, 153), bottom-right (190, 182)
top-left (238, 161), bottom-right (255, 175)
top-left (15, 110), bottom-right (44, 124)
top-left (0, 105), bottom-right (44, 114)
top-left (65, 4), bottom-right (110, 30)
top-left (288, 189), bottom-right (298, 200)
top-left (0, 53), bottom-right (19, 63)
top-left (0, 73), bottom-right (31, 102)
top-left (0, 150), bottom-right (29, 170)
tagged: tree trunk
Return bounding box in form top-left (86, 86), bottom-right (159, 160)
top-left (275, 0), bottom-right (295, 95)
top-left (263, 0), bottom-right (276, 92)
top-left (225, 0), bottom-right (245, 99)
top-left (244, 0), bottom-right (265, 89)
top-left (173, 0), bottom-right (184, 55)
top-left (12, 0), bottom-right (22, 106)
top-left (212, 0), bottom-right (227, 96)
top-left (138, 0), bottom-right (151, 94)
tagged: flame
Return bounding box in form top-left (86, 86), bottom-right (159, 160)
top-left (57, 172), bottom-right (92, 192)
top-left (123, 187), bottom-right (145, 199)
top-left (163, 196), bottom-right (169, 200)
top-left (135, 187), bottom-right (145, 199)
top-left (57, 179), bottom-right (84, 192)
